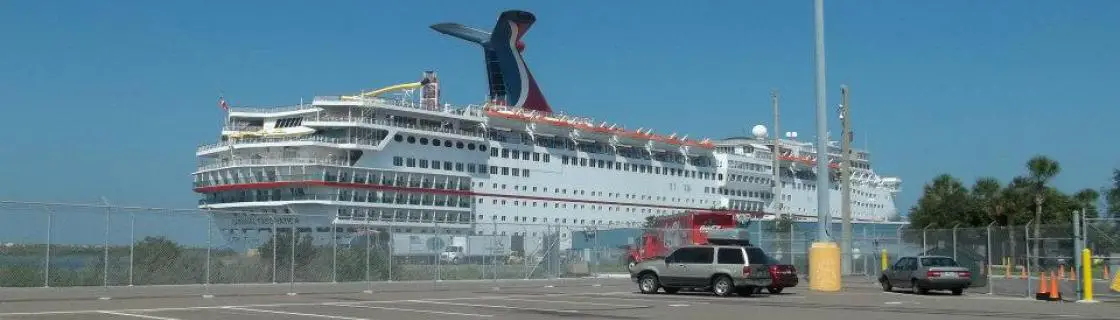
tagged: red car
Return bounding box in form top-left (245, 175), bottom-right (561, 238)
top-left (743, 246), bottom-right (798, 294)
top-left (764, 261), bottom-right (798, 294)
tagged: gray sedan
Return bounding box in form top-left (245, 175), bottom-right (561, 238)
top-left (879, 255), bottom-right (971, 295)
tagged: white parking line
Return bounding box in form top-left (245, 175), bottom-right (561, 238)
top-left (407, 300), bottom-right (583, 314)
top-left (327, 303), bottom-right (494, 317)
top-left (553, 295), bottom-right (712, 304)
top-left (223, 306), bottom-right (370, 320)
top-left (97, 311), bottom-right (181, 320)
top-left (478, 297), bottom-right (648, 308)
top-left (0, 292), bottom-right (629, 317)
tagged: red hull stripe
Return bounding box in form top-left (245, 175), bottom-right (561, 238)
top-left (194, 181), bottom-right (753, 213)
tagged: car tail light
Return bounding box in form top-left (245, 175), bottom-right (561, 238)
top-left (743, 266), bottom-right (752, 277)
top-left (959, 271), bottom-right (971, 278)
top-left (927, 271), bottom-right (941, 277)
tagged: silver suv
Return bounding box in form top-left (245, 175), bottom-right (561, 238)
top-left (630, 245), bottom-right (773, 296)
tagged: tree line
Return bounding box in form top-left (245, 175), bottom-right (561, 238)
top-left (906, 155), bottom-right (1120, 256)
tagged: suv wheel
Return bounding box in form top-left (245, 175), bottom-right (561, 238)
top-left (638, 273), bottom-right (660, 294)
top-left (711, 275), bottom-right (733, 297)
top-left (767, 287), bottom-right (784, 294)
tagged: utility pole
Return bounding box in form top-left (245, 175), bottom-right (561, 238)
top-left (839, 85), bottom-right (853, 275)
top-left (813, 0), bottom-right (831, 241)
top-left (771, 90), bottom-right (783, 217)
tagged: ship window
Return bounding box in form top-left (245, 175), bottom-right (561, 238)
top-left (419, 159), bottom-right (428, 168)
top-left (522, 169), bottom-right (529, 177)
top-left (406, 158), bottom-right (416, 167)
top-left (512, 168), bottom-right (520, 176)
top-left (430, 160), bottom-right (439, 169)
top-left (543, 154), bottom-right (550, 162)
top-left (489, 166), bottom-right (497, 174)
top-left (393, 134), bottom-right (403, 142)
top-left (419, 137), bottom-right (429, 145)
top-left (456, 142), bottom-right (464, 149)
top-left (444, 140), bottom-right (452, 147)
top-left (522, 151), bottom-right (529, 159)
top-left (443, 162), bottom-right (452, 170)
top-left (491, 148), bottom-right (499, 157)
top-left (467, 163), bottom-right (476, 173)
top-left (455, 163), bottom-right (464, 172)
top-left (512, 151), bottom-right (520, 160)
top-left (562, 156), bottom-right (568, 165)
top-left (501, 149), bottom-right (509, 158)
top-left (532, 152), bottom-right (540, 161)
top-left (468, 143), bottom-right (476, 150)
top-left (432, 138), bottom-right (441, 146)
top-left (501, 167), bottom-right (509, 175)
top-left (407, 136), bottom-right (416, 143)
top-left (479, 145), bottom-right (487, 152)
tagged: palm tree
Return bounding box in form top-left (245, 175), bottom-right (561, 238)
top-left (1073, 188), bottom-right (1100, 218)
top-left (1025, 155), bottom-right (1061, 264)
top-left (971, 177), bottom-right (1004, 223)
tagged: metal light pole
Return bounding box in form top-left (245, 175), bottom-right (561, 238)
top-left (839, 85), bottom-right (852, 275)
top-left (813, 0), bottom-right (831, 241)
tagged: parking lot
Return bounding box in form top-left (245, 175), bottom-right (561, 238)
top-left (0, 278), bottom-right (1117, 320)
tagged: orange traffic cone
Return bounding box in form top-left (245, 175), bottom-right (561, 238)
top-left (1021, 267), bottom-right (1028, 279)
top-left (1058, 265), bottom-right (1065, 280)
top-left (1070, 266), bottom-right (1077, 281)
top-left (1103, 265), bottom-right (1110, 280)
top-left (1035, 271), bottom-right (1050, 300)
top-left (1049, 271), bottom-right (1061, 301)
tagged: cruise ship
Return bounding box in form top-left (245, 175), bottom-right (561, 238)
top-left (192, 10), bottom-right (902, 255)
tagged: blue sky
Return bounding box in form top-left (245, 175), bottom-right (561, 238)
top-left (1, 1), bottom-right (1118, 244)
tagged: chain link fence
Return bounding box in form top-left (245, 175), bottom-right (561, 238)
top-left (3, 201), bottom-right (1117, 301)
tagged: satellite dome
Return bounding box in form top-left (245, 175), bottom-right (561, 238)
top-left (751, 125), bottom-right (768, 138)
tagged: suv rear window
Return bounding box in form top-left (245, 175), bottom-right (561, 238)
top-left (717, 248), bottom-right (744, 264)
top-left (744, 247), bottom-right (769, 265)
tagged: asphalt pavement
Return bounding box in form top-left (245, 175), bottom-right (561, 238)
top-left (1, 277), bottom-right (1117, 320)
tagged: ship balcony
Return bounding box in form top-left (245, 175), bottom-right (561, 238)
top-left (228, 104), bottom-right (320, 115)
top-left (196, 157), bottom-right (353, 173)
top-left (196, 135), bottom-right (383, 155)
top-left (197, 191), bottom-right (474, 209)
top-left (312, 95), bottom-right (487, 120)
top-left (303, 115), bottom-right (486, 140)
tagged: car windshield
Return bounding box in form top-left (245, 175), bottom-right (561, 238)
top-left (921, 257), bottom-right (958, 267)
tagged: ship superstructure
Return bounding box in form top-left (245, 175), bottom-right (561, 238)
top-left (192, 10), bottom-right (901, 254)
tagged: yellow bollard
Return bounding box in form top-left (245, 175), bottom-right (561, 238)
top-left (809, 242), bottom-right (841, 292)
top-left (880, 249), bottom-right (888, 271)
top-left (1080, 248), bottom-right (1096, 303)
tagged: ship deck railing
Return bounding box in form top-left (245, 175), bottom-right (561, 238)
top-left (313, 95), bottom-right (487, 118)
top-left (308, 115), bottom-right (486, 138)
top-left (197, 136), bottom-right (384, 154)
top-left (196, 157), bottom-right (353, 172)
top-left (227, 104), bottom-right (315, 113)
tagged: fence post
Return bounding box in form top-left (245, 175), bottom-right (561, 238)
top-left (43, 205), bottom-right (52, 288)
top-left (101, 199), bottom-right (111, 297)
top-left (271, 215), bottom-right (278, 284)
top-left (1073, 210), bottom-right (1082, 299)
top-left (128, 211), bottom-right (135, 287)
top-left (288, 222), bottom-right (296, 296)
top-left (922, 225), bottom-right (931, 254)
top-left (952, 223), bottom-right (961, 261)
top-left (986, 221), bottom-right (996, 295)
top-left (331, 223), bottom-right (337, 283)
top-left (1024, 219), bottom-right (1033, 298)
